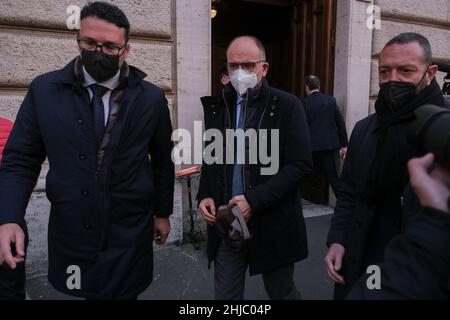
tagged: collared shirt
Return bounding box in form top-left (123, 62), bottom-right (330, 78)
top-left (82, 67), bottom-right (120, 126)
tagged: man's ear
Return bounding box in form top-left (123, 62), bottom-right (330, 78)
top-left (261, 62), bottom-right (269, 77)
top-left (427, 64), bottom-right (438, 84)
top-left (76, 32), bottom-right (81, 52)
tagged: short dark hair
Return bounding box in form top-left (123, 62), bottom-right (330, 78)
top-left (383, 32), bottom-right (432, 66)
top-left (227, 35), bottom-right (266, 61)
top-left (305, 75), bottom-right (320, 90)
top-left (80, 1), bottom-right (130, 43)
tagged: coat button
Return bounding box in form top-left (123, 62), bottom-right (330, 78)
top-left (83, 224), bottom-right (92, 230)
top-left (79, 154), bottom-right (86, 160)
top-left (272, 96), bottom-right (279, 101)
top-left (249, 184), bottom-right (253, 189)
top-left (77, 119), bottom-right (84, 124)
top-left (269, 112), bottom-right (274, 116)
top-left (81, 190), bottom-right (89, 196)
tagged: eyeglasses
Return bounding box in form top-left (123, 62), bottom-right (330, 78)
top-left (227, 61), bottom-right (265, 72)
top-left (77, 37), bottom-right (127, 56)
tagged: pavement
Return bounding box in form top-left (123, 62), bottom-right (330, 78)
top-left (26, 201), bottom-right (335, 300)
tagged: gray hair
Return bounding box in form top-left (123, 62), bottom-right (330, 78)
top-left (305, 75), bottom-right (320, 90)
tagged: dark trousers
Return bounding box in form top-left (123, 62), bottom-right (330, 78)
top-left (214, 239), bottom-right (302, 300)
top-left (313, 150), bottom-right (342, 199)
top-left (0, 228), bottom-right (28, 300)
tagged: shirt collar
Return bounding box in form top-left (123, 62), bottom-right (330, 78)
top-left (82, 66), bottom-right (121, 91)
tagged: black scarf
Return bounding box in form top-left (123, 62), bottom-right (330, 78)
top-left (363, 78), bottom-right (445, 206)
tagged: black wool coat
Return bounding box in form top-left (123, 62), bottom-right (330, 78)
top-left (198, 79), bottom-right (313, 275)
top-left (0, 59), bottom-right (174, 299)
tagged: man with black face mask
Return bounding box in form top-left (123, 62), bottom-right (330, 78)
top-left (324, 32), bottom-right (447, 299)
top-left (0, 2), bottom-right (174, 300)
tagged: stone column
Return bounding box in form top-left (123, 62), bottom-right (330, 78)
top-left (333, 0), bottom-right (374, 134)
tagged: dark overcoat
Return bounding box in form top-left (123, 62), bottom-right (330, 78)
top-left (302, 91), bottom-right (348, 152)
top-left (0, 59), bottom-right (174, 299)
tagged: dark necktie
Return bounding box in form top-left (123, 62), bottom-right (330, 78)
top-left (89, 84), bottom-right (108, 148)
top-left (232, 100), bottom-right (245, 197)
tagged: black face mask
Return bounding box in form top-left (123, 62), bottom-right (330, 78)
top-left (377, 67), bottom-right (429, 113)
top-left (81, 49), bottom-right (119, 83)
top-left (378, 81), bottom-right (417, 112)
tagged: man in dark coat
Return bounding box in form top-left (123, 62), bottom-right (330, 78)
top-left (325, 32), bottom-right (447, 299)
top-left (302, 75), bottom-right (348, 199)
top-left (349, 153), bottom-right (450, 299)
top-left (325, 33), bottom-right (444, 299)
top-left (197, 36), bottom-right (312, 300)
top-left (0, 2), bottom-right (174, 300)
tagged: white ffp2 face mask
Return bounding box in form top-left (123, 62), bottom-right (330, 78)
top-left (230, 69), bottom-right (258, 96)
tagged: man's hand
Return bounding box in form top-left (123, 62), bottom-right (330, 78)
top-left (340, 147), bottom-right (348, 158)
top-left (154, 217), bottom-right (170, 245)
top-left (408, 153), bottom-right (450, 213)
top-left (0, 223), bottom-right (25, 269)
top-left (198, 198), bottom-right (216, 224)
top-left (229, 195), bottom-right (252, 222)
top-left (324, 243), bottom-right (346, 284)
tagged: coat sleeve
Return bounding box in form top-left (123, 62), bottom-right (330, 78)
top-left (196, 96), bottom-right (214, 204)
top-left (244, 98), bottom-right (313, 213)
top-left (149, 93), bottom-right (175, 218)
top-left (334, 98), bottom-right (348, 148)
top-left (347, 205), bottom-right (450, 299)
top-left (0, 85), bottom-right (46, 225)
top-left (326, 121), bottom-right (360, 247)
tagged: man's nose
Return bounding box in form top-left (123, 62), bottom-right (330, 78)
top-left (388, 69), bottom-right (399, 81)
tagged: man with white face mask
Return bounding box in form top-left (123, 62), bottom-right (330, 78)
top-left (198, 36), bottom-right (313, 300)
